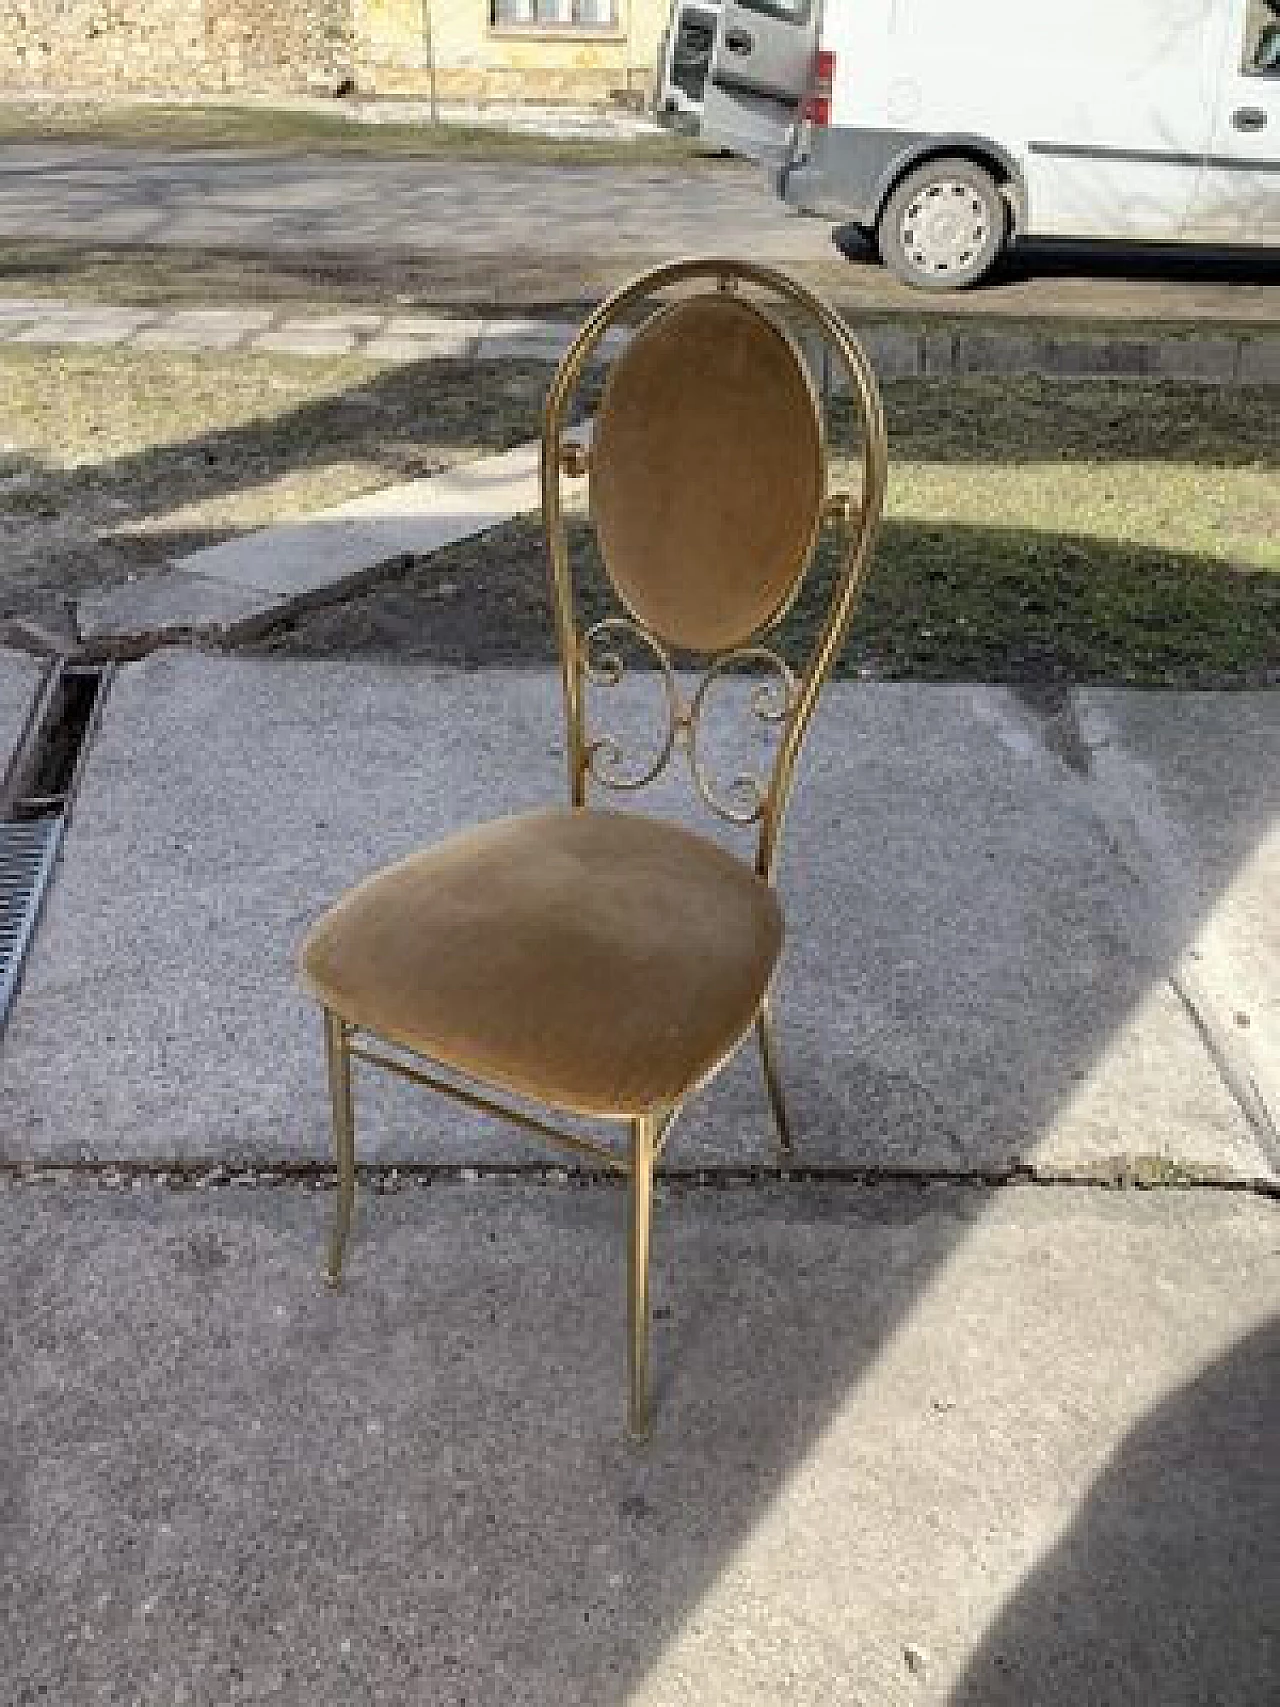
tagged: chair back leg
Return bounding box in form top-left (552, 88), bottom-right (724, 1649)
top-left (324, 1009), bottom-right (357, 1287)
top-left (756, 1000), bottom-right (794, 1156)
top-left (627, 1110), bottom-right (657, 1442)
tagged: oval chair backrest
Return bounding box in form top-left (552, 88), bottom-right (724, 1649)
top-left (541, 258), bottom-right (888, 881)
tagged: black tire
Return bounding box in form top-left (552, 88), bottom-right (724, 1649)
top-left (878, 157), bottom-right (1007, 291)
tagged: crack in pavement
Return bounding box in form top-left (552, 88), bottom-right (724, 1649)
top-left (2, 1159), bottom-right (1275, 1198)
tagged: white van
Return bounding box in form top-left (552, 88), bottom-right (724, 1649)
top-left (663, 0), bottom-right (1280, 288)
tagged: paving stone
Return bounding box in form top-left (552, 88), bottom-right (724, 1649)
top-left (858, 324), bottom-right (923, 381)
top-left (133, 307), bottom-right (280, 352)
top-left (385, 313), bottom-right (486, 338)
top-left (473, 331), bottom-right (574, 362)
top-left (1040, 337), bottom-right (1151, 377)
top-left (921, 328), bottom-right (957, 377)
top-left (953, 330), bottom-right (1041, 375)
top-left (1237, 337), bottom-right (1280, 386)
top-left (163, 308), bottom-right (280, 332)
top-left (285, 313), bottom-right (386, 332)
top-left (0, 297), bottom-right (66, 319)
top-left (1147, 336), bottom-right (1240, 383)
top-left (10, 307), bottom-right (159, 346)
top-left (250, 328), bottom-right (360, 356)
top-left (135, 325), bottom-right (260, 352)
top-left (363, 331), bottom-right (477, 361)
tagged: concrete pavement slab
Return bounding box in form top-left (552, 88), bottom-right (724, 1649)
top-left (77, 569), bottom-right (284, 650)
top-left (167, 439), bottom-right (545, 600)
top-left (0, 656), bottom-right (1272, 1182)
top-left (0, 646), bottom-right (40, 761)
top-left (76, 437), bottom-right (560, 646)
top-left (2, 1177), bottom-right (1275, 1705)
top-left (1078, 689), bottom-right (1279, 1166)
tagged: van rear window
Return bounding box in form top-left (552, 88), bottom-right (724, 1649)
top-left (1243, 0), bottom-right (1280, 75)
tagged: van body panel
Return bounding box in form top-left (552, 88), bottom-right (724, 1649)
top-left (782, 127), bottom-right (1026, 227)
top-left (1185, 0), bottom-right (1280, 239)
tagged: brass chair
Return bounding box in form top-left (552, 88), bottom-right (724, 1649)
top-left (299, 257), bottom-right (887, 1440)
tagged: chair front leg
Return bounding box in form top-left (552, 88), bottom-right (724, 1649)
top-left (323, 1008), bottom-right (356, 1287)
top-left (756, 997), bottom-right (793, 1156)
top-left (627, 1109), bottom-right (657, 1442)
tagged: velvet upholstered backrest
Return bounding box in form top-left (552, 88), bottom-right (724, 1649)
top-left (540, 259), bottom-right (888, 882)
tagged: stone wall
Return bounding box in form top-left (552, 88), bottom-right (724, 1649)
top-left (352, 0), bottom-right (664, 102)
top-left (0, 1), bottom-right (356, 94)
top-left (0, 0), bottom-right (665, 101)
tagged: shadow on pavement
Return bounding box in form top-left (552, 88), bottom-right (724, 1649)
top-left (949, 1318), bottom-right (1280, 1706)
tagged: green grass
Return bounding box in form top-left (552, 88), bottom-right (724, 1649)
top-left (0, 346), bottom-right (553, 624)
top-left (0, 99), bottom-right (705, 167)
top-left (823, 377), bottom-right (1278, 683)
top-left (1, 345), bottom-right (1274, 682)
top-left (259, 376), bottom-right (1279, 686)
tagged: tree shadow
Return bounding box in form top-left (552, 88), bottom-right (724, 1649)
top-left (949, 1319), bottom-right (1280, 1707)
top-left (0, 355), bottom-right (585, 624)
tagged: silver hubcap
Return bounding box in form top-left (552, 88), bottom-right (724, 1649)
top-left (900, 180), bottom-right (990, 275)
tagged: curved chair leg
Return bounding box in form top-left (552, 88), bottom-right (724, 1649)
top-left (757, 1000), bottom-right (794, 1157)
top-left (627, 1110), bottom-right (656, 1443)
top-left (324, 1009), bottom-right (356, 1288)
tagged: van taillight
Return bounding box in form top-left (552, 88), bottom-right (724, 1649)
top-left (801, 49), bottom-right (835, 126)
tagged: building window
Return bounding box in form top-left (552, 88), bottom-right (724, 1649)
top-left (491, 0), bottom-right (619, 27)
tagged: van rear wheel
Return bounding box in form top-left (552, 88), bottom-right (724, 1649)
top-left (879, 158), bottom-right (1007, 290)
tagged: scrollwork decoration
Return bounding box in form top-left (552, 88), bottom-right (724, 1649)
top-left (687, 647), bottom-right (798, 826)
top-left (581, 617), bottom-right (681, 793)
top-left (580, 623), bottom-right (797, 825)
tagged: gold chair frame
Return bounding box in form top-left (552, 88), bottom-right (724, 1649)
top-left (312, 257), bottom-right (887, 1440)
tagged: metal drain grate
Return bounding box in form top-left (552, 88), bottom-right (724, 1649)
top-left (0, 661), bottom-right (109, 1034)
top-left (0, 815), bottom-right (62, 1032)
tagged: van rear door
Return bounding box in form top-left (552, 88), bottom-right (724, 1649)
top-left (699, 0), bottom-right (818, 163)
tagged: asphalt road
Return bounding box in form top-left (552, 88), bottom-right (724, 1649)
top-left (2, 143), bottom-right (1278, 320)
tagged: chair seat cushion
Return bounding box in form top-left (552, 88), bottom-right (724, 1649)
top-left (300, 808), bottom-right (784, 1117)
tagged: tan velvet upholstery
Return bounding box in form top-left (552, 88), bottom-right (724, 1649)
top-left (300, 809), bottom-right (783, 1117)
top-left (589, 293), bottom-right (824, 654)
